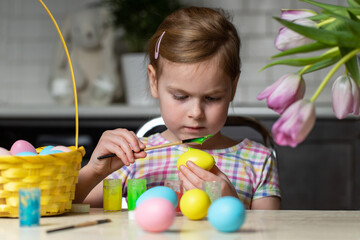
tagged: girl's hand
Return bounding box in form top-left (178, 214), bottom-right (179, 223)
top-left (88, 128), bottom-right (147, 178)
top-left (178, 161), bottom-right (238, 198)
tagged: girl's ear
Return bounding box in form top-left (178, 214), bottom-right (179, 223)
top-left (230, 72), bottom-right (240, 101)
top-left (148, 64), bottom-right (159, 98)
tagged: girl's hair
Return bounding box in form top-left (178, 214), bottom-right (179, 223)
top-left (146, 6), bottom-right (241, 82)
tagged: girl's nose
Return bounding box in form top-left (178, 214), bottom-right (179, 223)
top-left (188, 100), bottom-right (204, 119)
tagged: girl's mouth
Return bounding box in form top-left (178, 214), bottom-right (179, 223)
top-left (185, 126), bottom-right (205, 132)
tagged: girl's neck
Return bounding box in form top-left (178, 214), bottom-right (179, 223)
top-left (160, 130), bottom-right (239, 150)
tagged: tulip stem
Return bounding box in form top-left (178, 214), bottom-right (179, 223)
top-left (298, 47), bottom-right (338, 76)
top-left (299, 64), bottom-right (313, 75)
top-left (310, 48), bottom-right (360, 102)
top-left (317, 17), bottom-right (335, 28)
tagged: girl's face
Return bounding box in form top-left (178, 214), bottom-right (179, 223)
top-left (148, 56), bottom-right (238, 144)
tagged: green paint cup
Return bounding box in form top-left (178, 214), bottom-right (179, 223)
top-left (127, 179), bottom-right (147, 210)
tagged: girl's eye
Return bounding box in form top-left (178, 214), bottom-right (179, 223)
top-left (173, 95), bottom-right (188, 100)
top-left (205, 96), bottom-right (220, 101)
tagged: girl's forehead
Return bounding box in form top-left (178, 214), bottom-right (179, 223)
top-left (161, 55), bottom-right (219, 69)
top-left (160, 56), bottom-right (226, 80)
top-left (158, 57), bottom-right (232, 92)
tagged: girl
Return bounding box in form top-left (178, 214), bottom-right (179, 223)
top-left (75, 6), bottom-right (281, 209)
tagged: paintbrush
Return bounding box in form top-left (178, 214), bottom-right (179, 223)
top-left (97, 135), bottom-right (213, 160)
top-left (46, 218), bottom-right (111, 233)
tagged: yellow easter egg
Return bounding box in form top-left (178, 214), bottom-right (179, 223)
top-left (180, 189), bottom-right (211, 220)
top-left (177, 148), bottom-right (215, 171)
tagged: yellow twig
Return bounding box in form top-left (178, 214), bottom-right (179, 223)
top-left (38, 0), bottom-right (79, 148)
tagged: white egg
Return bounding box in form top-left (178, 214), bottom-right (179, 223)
top-left (52, 146), bottom-right (71, 152)
top-left (0, 147), bottom-right (11, 156)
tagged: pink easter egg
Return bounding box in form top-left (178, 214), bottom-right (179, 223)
top-left (10, 140), bottom-right (37, 155)
top-left (0, 147), bottom-right (11, 156)
top-left (52, 146), bottom-right (71, 152)
top-left (135, 198), bottom-right (176, 233)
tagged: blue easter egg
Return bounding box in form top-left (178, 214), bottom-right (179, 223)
top-left (39, 146), bottom-right (54, 155)
top-left (48, 150), bottom-right (63, 154)
top-left (16, 152), bottom-right (37, 156)
top-left (207, 196), bottom-right (246, 232)
top-left (136, 186), bottom-right (178, 208)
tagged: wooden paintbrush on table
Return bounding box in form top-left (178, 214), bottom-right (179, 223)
top-left (47, 219), bottom-right (111, 233)
top-left (97, 135), bottom-right (213, 160)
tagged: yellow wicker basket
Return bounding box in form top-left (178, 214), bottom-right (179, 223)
top-left (0, 146), bottom-right (85, 217)
top-left (0, 0), bottom-right (86, 217)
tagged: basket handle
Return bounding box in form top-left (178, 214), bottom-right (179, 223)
top-left (38, 0), bottom-right (79, 149)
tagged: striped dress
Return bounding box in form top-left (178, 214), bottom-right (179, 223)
top-left (109, 133), bottom-right (281, 208)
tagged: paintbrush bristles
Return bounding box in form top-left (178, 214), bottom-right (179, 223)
top-left (76, 220), bottom-right (98, 227)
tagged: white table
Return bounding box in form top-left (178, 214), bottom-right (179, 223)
top-left (1, 209), bottom-right (360, 240)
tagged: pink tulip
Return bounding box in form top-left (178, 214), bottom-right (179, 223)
top-left (257, 73), bottom-right (305, 114)
top-left (275, 10), bottom-right (317, 51)
top-left (332, 75), bottom-right (360, 119)
top-left (280, 9), bottom-right (317, 21)
top-left (272, 99), bottom-right (316, 148)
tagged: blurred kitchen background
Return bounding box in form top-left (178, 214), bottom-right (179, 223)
top-left (1, 0), bottom-right (359, 210)
top-left (0, 0), bottom-right (348, 107)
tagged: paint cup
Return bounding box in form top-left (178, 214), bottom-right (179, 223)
top-left (103, 179), bottom-right (122, 212)
top-left (19, 188), bottom-right (41, 227)
top-left (127, 179), bottom-right (147, 211)
top-left (202, 181), bottom-right (222, 202)
top-left (164, 179), bottom-right (183, 214)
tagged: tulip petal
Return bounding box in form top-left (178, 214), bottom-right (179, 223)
top-left (291, 102), bottom-right (315, 143)
top-left (275, 18), bottom-right (316, 51)
top-left (272, 100), bottom-right (315, 147)
top-left (258, 73), bottom-right (305, 114)
top-left (257, 74), bottom-right (287, 100)
top-left (274, 16), bottom-right (360, 49)
top-left (332, 75), bottom-right (360, 119)
top-left (281, 9), bottom-right (316, 21)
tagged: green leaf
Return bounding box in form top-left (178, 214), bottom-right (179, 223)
top-left (302, 0), bottom-right (360, 15)
top-left (340, 47), bottom-right (360, 85)
top-left (347, 0), bottom-right (360, 8)
top-left (321, 18), bottom-right (347, 32)
top-left (345, 10), bottom-right (360, 36)
top-left (301, 0), bottom-right (346, 11)
top-left (274, 17), bottom-right (360, 48)
top-left (300, 56), bottom-right (342, 74)
top-left (308, 13), bottom-right (331, 21)
top-left (302, 0), bottom-right (344, 11)
top-left (271, 42), bottom-right (331, 58)
top-left (347, 8), bottom-right (360, 15)
top-left (261, 48), bottom-right (340, 70)
top-left (348, 8), bottom-right (360, 21)
top-left (302, 0), bottom-right (354, 15)
top-left (317, 7), bottom-right (360, 36)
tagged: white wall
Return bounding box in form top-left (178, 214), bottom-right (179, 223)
top-left (0, 0), bottom-right (347, 106)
